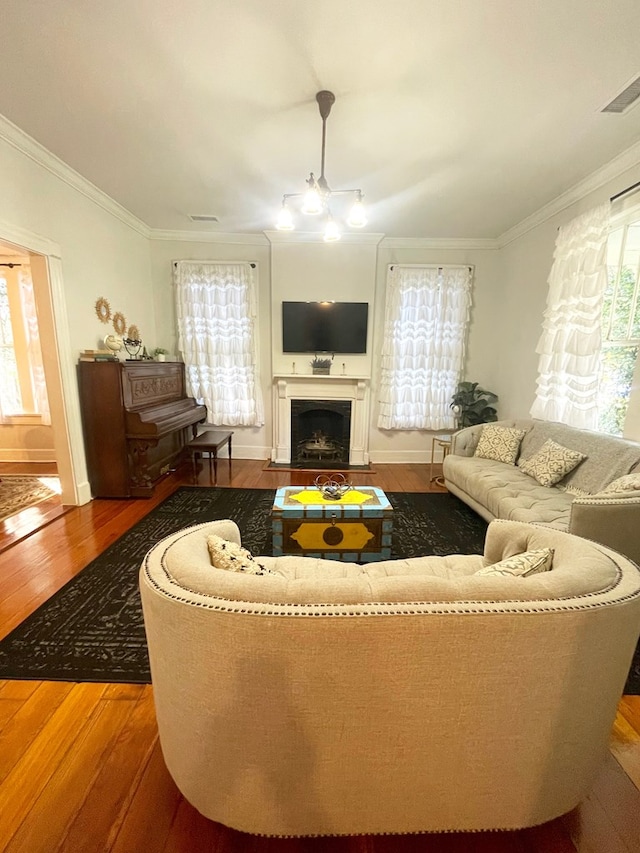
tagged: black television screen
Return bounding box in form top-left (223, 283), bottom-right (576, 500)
top-left (282, 302), bottom-right (368, 354)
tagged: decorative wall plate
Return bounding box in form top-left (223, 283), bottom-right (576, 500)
top-left (95, 297), bottom-right (111, 323)
top-left (127, 324), bottom-right (140, 341)
top-left (112, 312), bottom-right (127, 335)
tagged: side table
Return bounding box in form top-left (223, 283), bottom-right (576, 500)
top-left (430, 433), bottom-right (453, 487)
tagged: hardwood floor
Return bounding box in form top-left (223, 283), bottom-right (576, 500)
top-left (0, 459), bottom-right (638, 851)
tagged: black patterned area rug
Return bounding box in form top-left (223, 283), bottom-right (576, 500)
top-left (0, 488), bottom-right (489, 684)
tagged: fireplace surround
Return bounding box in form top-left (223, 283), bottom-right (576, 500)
top-left (272, 375), bottom-right (370, 466)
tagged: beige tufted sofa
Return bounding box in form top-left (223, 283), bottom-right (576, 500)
top-left (443, 419), bottom-right (640, 563)
top-left (140, 518), bottom-right (640, 837)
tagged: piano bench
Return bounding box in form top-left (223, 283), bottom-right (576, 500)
top-left (187, 430), bottom-right (234, 484)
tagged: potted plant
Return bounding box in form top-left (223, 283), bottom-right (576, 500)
top-left (450, 381), bottom-right (498, 428)
top-left (311, 354), bottom-right (334, 375)
top-left (154, 347), bottom-right (169, 363)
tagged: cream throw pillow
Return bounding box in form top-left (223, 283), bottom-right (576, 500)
top-left (475, 548), bottom-right (554, 577)
top-left (601, 473), bottom-right (640, 494)
top-left (207, 535), bottom-right (277, 576)
top-left (518, 439), bottom-right (586, 487)
top-left (474, 424), bottom-right (526, 465)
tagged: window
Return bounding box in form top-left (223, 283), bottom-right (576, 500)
top-left (598, 216), bottom-right (640, 435)
top-left (174, 261), bottom-right (264, 427)
top-left (377, 265), bottom-right (472, 430)
top-left (0, 265), bottom-right (49, 423)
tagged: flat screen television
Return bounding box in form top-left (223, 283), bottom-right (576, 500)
top-left (282, 301), bottom-right (369, 354)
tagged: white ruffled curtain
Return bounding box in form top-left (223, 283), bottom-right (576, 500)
top-left (19, 268), bottom-right (50, 424)
top-left (174, 261), bottom-right (264, 427)
top-left (377, 265), bottom-right (472, 430)
top-left (530, 202), bottom-right (610, 429)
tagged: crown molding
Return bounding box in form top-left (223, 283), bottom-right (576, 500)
top-left (264, 230), bottom-right (385, 245)
top-left (498, 137), bottom-right (640, 247)
top-left (0, 113), bottom-right (150, 238)
top-left (379, 236), bottom-right (499, 250)
top-left (150, 229), bottom-right (269, 246)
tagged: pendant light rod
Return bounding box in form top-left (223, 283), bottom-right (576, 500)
top-left (316, 91), bottom-right (335, 187)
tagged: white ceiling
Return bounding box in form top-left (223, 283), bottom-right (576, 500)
top-left (2, 0), bottom-right (640, 239)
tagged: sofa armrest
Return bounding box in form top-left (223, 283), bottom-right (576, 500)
top-left (569, 495), bottom-right (640, 564)
top-left (450, 424), bottom-right (484, 457)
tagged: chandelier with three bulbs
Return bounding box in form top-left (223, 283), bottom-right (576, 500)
top-left (275, 91), bottom-right (367, 242)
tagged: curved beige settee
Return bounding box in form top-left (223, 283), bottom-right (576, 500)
top-left (443, 418), bottom-right (640, 564)
top-left (140, 518), bottom-right (640, 837)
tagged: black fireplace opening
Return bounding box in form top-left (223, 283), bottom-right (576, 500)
top-left (290, 399), bottom-right (352, 469)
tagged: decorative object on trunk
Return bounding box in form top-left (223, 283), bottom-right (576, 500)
top-left (311, 354), bottom-right (333, 375)
top-left (314, 472), bottom-right (352, 500)
top-left (450, 381), bottom-right (498, 428)
top-left (128, 324), bottom-right (140, 340)
top-left (154, 347), bottom-right (168, 362)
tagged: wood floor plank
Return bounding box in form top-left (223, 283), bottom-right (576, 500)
top-left (0, 679), bottom-right (41, 699)
top-left (610, 711), bottom-right (640, 789)
top-left (0, 681), bottom-right (75, 784)
top-left (109, 739), bottom-right (182, 853)
top-left (4, 689), bottom-right (137, 853)
top-left (0, 682), bottom-right (107, 849)
top-left (59, 688), bottom-right (158, 853)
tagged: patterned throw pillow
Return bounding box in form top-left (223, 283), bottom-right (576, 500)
top-left (518, 439), bottom-right (586, 487)
top-left (475, 548), bottom-right (554, 577)
top-left (207, 535), bottom-right (277, 575)
top-left (474, 424), bottom-right (526, 465)
top-left (601, 473), bottom-right (640, 494)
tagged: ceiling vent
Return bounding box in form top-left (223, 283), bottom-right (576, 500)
top-left (601, 74), bottom-right (640, 113)
top-left (189, 214), bottom-right (219, 223)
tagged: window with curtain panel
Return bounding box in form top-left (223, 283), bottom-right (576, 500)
top-left (0, 263), bottom-right (50, 425)
top-left (377, 265), bottom-right (473, 431)
top-left (530, 202), bottom-right (611, 430)
top-left (598, 207), bottom-right (640, 435)
top-left (174, 261), bottom-right (264, 427)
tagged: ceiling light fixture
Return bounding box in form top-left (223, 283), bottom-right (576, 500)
top-left (275, 91), bottom-right (367, 242)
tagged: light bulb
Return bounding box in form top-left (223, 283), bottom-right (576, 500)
top-left (347, 197), bottom-right (367, 228)
top-left (276, 203), bottom-right (294, 231)
top-left (302, 187), bottom-right (322, 215)
top-left (323, 217), bottom-right (341, 242)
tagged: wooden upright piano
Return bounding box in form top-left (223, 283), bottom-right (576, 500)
top-left (78, 360), bottom-right (207, 497)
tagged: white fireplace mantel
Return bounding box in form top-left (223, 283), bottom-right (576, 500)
top-left (272, 374), bottom-right (371, 465)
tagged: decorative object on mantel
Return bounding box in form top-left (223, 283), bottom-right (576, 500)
top-left (95, 297), bottom-right (111, 323)
top-left (123, 337), bottom-right (143, 360)
top-left (128, 324), bottom-right (140, 341)
top-left (314, 472), bottom-right (352, 500)
top-left (450, 381), bottom-right (498, 429)
top-left (275, 91), bottom-right (367, 242)
top-left (103, 334), bottom-right (123, 356)
top-left (154, 347), bottom-right (168, 362)
top-left (311, 354), bottom-right (333, 375)
top-left (112, 312), bottom-right (127, 335)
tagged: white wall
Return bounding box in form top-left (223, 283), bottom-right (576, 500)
top-left (497, 162), bottom-right (640, 433)
top-left (0, 131), bottom-right (154, 499)
top-left (270, 238), bottom-right (378, 379)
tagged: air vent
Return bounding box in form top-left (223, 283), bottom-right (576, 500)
top-left (189, 214), bottom-right (219, 223)
top-left (602, 74), bottom-right (640, 113)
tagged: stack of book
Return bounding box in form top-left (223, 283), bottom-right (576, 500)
top-left (79, 349), bottom-right (119, 362)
